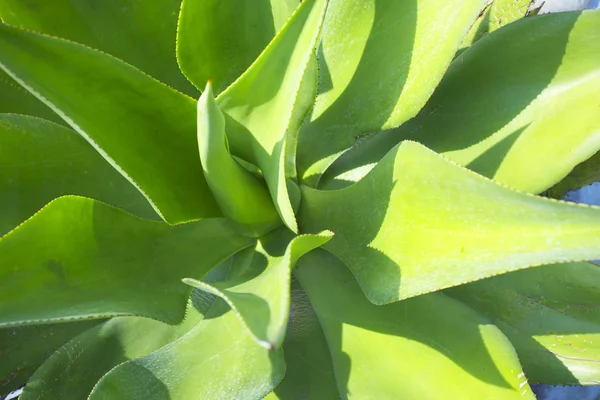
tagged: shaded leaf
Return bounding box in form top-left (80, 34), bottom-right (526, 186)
top-left (0, 23), bottom-right (220, 223)
top-left (447, 262), bottom-right (600, 385)
top-left (217, 0), bottom-right (328, 232)
top-left (324, 11), bottom-right (600, 194)
top-left (295, 250), bottom-right (534, 399)
top-left (296, 0), bottom-right (484, 185)
top-left (177, 0), bottom-right (299, 92)
top-left (184, 229), bottom-right (332, 348)
top-left (0, 0), bottom-right (197, 95)
top-left (0, 71), bottom-right (61, 123)
top-left (546, 151), bottom-right (600, 199)
top-left (300, 141), bottom-right (600, 304)
top-left (0, 113), bottom-right (156, 236)
top-left (20, 291), bottom-right (214, 400)
top-left (0, 196), bottom-right (252, 326)
top-left (89, 300), bottom-right (285, 400)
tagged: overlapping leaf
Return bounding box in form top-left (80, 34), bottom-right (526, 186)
top-left (447, 262), bottom-right (600, 385)
top-left (301, 141), bottom-right (600, 304)
top-left (0, 196), bottom-right (252, 326)
top-left (0, 24), bottom-right (220, 223)
top-left (296, 0), bottom-right (484, 185)
top-left (184, 229), bottom-right (332, 348)
top-left (546, 151), bottom-right (600, 199)
top-left (0, 114), bottom-right (156, 235)
top-left (89, 300), bottom-right (285, 400)
top-left (0, 71), bottom-right (61, 123)
top-left (323, 11), bottom-right (600, 194)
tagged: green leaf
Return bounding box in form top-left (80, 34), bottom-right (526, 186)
top-left (546, 151), bottom-right (600, 199)
top-left (216, 0), bottom-right (328, 232)
top-left (0, 196), bottom-right (252, 326)
top-left (295, 0), bottom-right (484, 185)
top-left (300, 141), bottom-right (600, 304)
top-left (197, 82), bottom-right (281, 236)
top-left (20, 291), bottom-right (214, 400)
top-left (0, 0), bottom-right (197, 95)
top-left (0, 320), bottom-right (101, 395)
top-left (177, 0), bottom-right (299, 93)
top-left (0, 71), bottom-right (61, 123)
top-left (89, 300), bottom-right (285, 400)
top-left (447, 262), bottom-right (600, 385)
top-left (184, 229), bottom-right (332, 348)
top-left (0, 113), bottom-right (157, 236)
top-left (0, 23), bottom-right (220, 224)
top-left (324, 11), bottom-right (600, 194)
top-left (294, 250), bottom-right (535, 399)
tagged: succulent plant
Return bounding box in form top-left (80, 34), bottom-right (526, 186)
top-left (1, 0), bottom-right (600, 399)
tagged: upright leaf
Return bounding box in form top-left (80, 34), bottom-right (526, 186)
top-left (184, 229), bottom-right (332, 348)
top-left (295, 250), bottom-right (534, 399)
top-left (177, 0), bottom-right (299, 93)
top-left (301, 141), bottom-right (600, 304)
top-left (89, 300), bottom-right (285, 400)
top-left (296, 0), bottom-right (484, 185)
top-left (324, 11), bottom-right (600, 194)
top-left (0, 196), bottom-right (252, 326)
top-left (0, 114), bottom-right (156, 236)
top-left (217, 0), bottom-right (328, 232)
top-left (0, 0), bottom-right (196, 95)
top-left (447, 262), bottom-right (600, 385)
top-left (0, 24), bottom-right (220, 223)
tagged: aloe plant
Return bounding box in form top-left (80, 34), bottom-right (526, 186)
top-left (1, 0), bottom-right (600, 398)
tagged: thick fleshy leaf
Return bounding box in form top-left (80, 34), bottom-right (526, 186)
top-left (447, 262), bottom-right (600, 385)
top-left (323, 11), bottom-right (600, 194)
top-left (184, 229), bottom-right (332, 348)
top-left (264, 279), bottom-right (339, 399)
top-left (0, 196), bottom-right (252, 326)
top-left (0, 320), bottom-right (101, 395)
top-left (546, 151), bottom-right (600, 199)
top-left (20, 291), bottom-right (214, 400)
top-left (295, 250), bottom-right (534, 399)
top-left (217, 0), bottom-right (327, 232)
top-left (0, 24), bottom-right (220, 223)
top-left (0, 71), bottom-right (61, 123)
top-left (89, 300), bottom-right (285, 400)
top-left (295, 0), bottom-right (484, 185)
top-left (177, 0), bottom-right (299, 93)
top-left (0, 0), bottom-right (196, 95)
top-left (0, 113), bottom-right (156, 236)
top-left (300, 141), bottom-right (600, 304)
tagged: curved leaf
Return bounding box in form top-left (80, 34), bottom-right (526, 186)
top-left (295, 250), bottom-right (534, 399)
top-left (89, 300), bottom-right (285, 400)
top-left (546, 151), bottom-right (600, 199)
top-left (216, 0), bottom-right (328, 232)
top-left (296, 0), bottom-right (484, 185)
top-left (300, 141), bottom-right (600, 304)
top-left (0, 113), bottom-right (156, 236)
top-left (0, 320), bottom-right (101, 395)
top-left (20, 291), bottom-right (214, 400)
top-left (447, 262), bottom-right (600, 385)
top-left (0, 23), bottom-right (220, 224)
top-left (0, 0), bottom-right (196, 95)
top-left (177, 0), bottom-right (299, 93)
top-left (184, 229), bottom-right (332, 348)
top-left (324, 11), bottom-right (600, 194)
top-left (0, 71), bottom-right (61, 123)
top-left (0, 196), bottom-right (252, 326)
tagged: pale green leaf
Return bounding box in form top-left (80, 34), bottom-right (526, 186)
top-left (0, 113), bottom-right (157, 236)
top-left (296, 0), bottom-right (484, 185)
top-left (295, 250), bottom-right (534, 399)
top-left (20, 291), bottom-right (214, 400)
top-left (546, 151), bottom-right (600, 199)
top-left (177, 0), bottom-right (299, 93)
top-left (184, 229), bottom-right (332, 348)
top-left (0, 23), bottom-right (220, 224)
top-left (89, 300), bottom-right (285, 400)
top-left (324, 11), bottom-right (600, 194)
top-left (0, 196), bottom-right (252, 326)
top-left (0, 0), bottom-right (197, 95)
top-left (0, 320), bottom-right (101, 395)
top-left (300, 141), bottom-right (600, 304)
top-left (447, 262), bottom-right (600, 385)
top-left (217, 0), bottom-right (327, 232)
